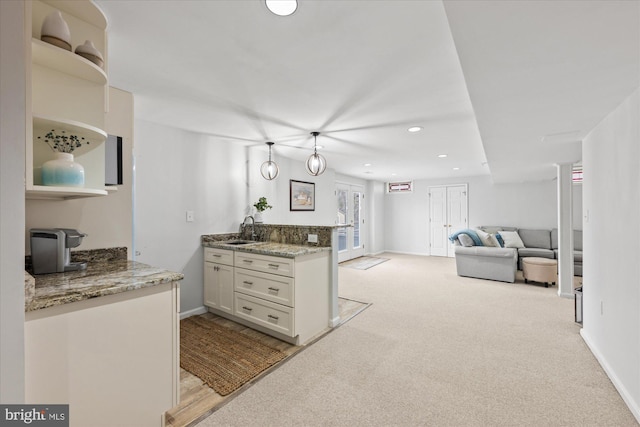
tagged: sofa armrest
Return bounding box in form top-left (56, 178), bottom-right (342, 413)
top-left (454, 246), bottom-right (517, 259)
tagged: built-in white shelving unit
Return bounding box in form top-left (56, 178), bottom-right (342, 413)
top-left (27, 0), bottom-right (108, 200)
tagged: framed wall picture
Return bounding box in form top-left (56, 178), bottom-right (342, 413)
top-left (290, 180), bottom-right (315, 211)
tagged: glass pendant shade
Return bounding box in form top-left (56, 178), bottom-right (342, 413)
top-left (260, 142), bottom-right (279, 180)
top-left (306, 131), bottom-right (327, 176)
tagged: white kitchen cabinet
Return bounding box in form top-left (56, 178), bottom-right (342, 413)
top-left (203, 248), bottom-right (234, 315)
top-left (233, 250), bottom-right (330, 345)
top-left (27, 0), bottom-right (109, 199)
top-left (203, 246), bottom-right (330, 345)
top-left (25, 282), bottom-right (180, 427)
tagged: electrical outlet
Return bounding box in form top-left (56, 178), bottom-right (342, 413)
top-left (308, 234), bottom-right (318, 243)
top-left (186, 210), bottom-right (194, 222)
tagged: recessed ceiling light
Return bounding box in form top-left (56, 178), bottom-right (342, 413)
top-left (408, 126), bottom-right (423, 133)
top-left (265, 0), bottom-right (298, 16)
top-left (363, 163), bottom-right (372, 167)
top-left (391, 173), bottom-right (397, 176)
top-left (438, 154), bottom-right (447, 158)
top-left (453, 167), bottom-right (460, 171)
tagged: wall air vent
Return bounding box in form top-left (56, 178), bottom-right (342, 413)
top-left (387, 181), bottom-right (413, 193)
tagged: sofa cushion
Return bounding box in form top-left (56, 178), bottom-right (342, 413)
top-left (552, 249), bottom-right (583, 262)
top-left (518, 248), bottom-right (555, 259)
top-left (499, 231), bottom-right (525, 248)
top-left (551, 229), bottom-right (583, 251)
top-left (574, 250), bottom-right (583, 262)
top-left (480, 226), bottom-right (517, 234)
top-left (518, 229), bottom-right (551, 249)
top-left (458, 234), bottom-right (474, 247)
top-left (574, 230), bottom-right (583, 251)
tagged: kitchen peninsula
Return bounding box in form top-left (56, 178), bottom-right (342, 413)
top-left (202, 225), bottom-right (333, 345)
top-left (25, 248), bottom-right (182, 427)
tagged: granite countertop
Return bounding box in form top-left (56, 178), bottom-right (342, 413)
top-left (202, 239), bottom-right (331, 258)
top-left (25, 260), bottom-right (184, 312)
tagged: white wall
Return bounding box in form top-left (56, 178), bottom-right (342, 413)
top-left (0, 0), bottom-right (26, 403)
top-left (247, 147), bottom-right (336, 226)
top-left (134, 120), bottom-right (248, 314)
top-left (25, 88), bottom-right (134, 254)
top-left (581, 89), bottom-right (640, 421)
top-left (134, 123), bottom-right (341, 314)
top-left (384, 175), bottom-right (558, 254)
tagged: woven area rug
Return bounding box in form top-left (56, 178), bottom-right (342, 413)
top-left (340, 256), bottom-right (389, 270)
top-left (180, 316), bottom-right (287, 396)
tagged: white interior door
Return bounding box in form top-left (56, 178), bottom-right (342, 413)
top-left (429, 184), bottom-right (468, 257)
top-left (429, 187), bottom-right (448, 256)
top-left (447, 185), bottom-right (468, 257)
top-left (337, 183), bottom-right (365, 262)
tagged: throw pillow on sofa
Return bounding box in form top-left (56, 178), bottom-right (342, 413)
top-left (475, 229), bottom-right (499, 247)
top-left (498, 231), bottom-right (525, 248)
top-left (458, 234), bottom-right (475, 247)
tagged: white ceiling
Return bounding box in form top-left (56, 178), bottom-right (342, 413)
top-left (97, 0), bottom-right (639, 183)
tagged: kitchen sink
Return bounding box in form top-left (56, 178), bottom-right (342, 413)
top-left (223, 240), bottom-right (257, 245)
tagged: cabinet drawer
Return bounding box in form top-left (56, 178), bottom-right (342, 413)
top-left (234, 252), bottom-right (294, 277)
top-left (234, 293), bottom-right (294, 337)
top-left (204, 247), bottom-right (233, 266)
top-left (235, 269), bottom-right (294, 307)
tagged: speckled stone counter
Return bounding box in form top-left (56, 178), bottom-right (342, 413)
top-left (202, 238), bottom-right (330, 258)
top-left (26, 259), bottom-right (184, 312)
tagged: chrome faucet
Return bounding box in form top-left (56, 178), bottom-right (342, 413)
top-left (242, 215), bottom-right (256, 240)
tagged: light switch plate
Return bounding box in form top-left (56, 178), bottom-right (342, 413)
top-left (308, 234), bottom-right (318, 243)
top-left (186, 211), bottom-right (194, 222)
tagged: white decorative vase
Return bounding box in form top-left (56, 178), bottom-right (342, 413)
top-left (41, 152), bottom-right (85, 187)
top-left (75, 40), bottom-right (104, 68)
top-left (254, 211), bottom-right (264, 223)
top-left (41, 10), bottom-right (72, 51)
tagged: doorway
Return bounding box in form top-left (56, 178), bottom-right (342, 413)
top-left (429, 184), bottom-right (468, 257)
top-left (336, 183), bottom-right (365, 262)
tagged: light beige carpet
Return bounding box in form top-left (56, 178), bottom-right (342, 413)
top-left (196, 253), bottom-right (637, 426)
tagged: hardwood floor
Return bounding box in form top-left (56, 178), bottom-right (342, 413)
top-left (165, 298), bottom-right (370, 427)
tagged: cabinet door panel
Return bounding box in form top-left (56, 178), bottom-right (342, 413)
top-left (218, 264), bottom-right (234, 314)
top-left (204, 262), bottom-right (218, 309)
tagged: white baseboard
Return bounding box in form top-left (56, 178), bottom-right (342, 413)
top-left (365, 250), bottom-right (385, 256)
top-left (180, 306), bottom-right (207, 320)
top-left (580, 329), bottom-right (640, 424)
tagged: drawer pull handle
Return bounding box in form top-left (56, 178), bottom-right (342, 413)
top-left (268, 314), bottom-right (279, 321)
top-left (268, 263), bottom-right (280, 269)
top-left (267, 287), bottom-right (280, 293)
top-left (213, 254), bottom-right (222, 257)
top-left (243, 259), bottom-right (253, 263)
top-left (242, 306), bottom-right (253, 312)
top-left (243, 281), bottom-right (253, 286)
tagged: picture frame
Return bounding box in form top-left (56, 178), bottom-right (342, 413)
top-left (290, 180), bottom-right (315, 211)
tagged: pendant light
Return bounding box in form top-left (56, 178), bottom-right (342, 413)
top-left (260, 141), bottom-right (279, 180)
top-left (305, 131), bottom-right (326, 176)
